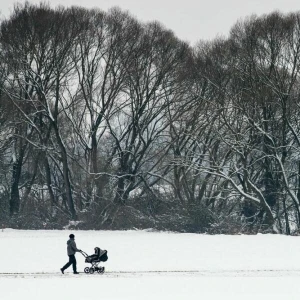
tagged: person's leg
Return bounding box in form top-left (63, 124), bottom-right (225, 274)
top-left (71, 255), bottom-right (78, 273)
top-left (61, 255), bottom-right (73, 273)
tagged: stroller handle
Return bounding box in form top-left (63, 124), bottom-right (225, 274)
top-left (80, 250), bottom-right (88, 257)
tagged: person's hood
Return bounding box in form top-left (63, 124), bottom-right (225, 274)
top-left (67, 239), bottom-right (74, 245)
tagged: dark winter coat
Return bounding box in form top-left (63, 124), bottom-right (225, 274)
top-left (67, 238), bottom-right (80, 255)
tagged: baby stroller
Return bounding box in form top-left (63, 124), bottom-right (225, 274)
top-left (80, 247), bottom-right (108, 274)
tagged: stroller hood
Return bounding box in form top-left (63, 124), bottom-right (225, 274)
top-left (85, 248), bottom-right (108, 263)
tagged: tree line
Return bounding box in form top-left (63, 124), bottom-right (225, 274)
top-left (1, 2), bottom-right (300, 234)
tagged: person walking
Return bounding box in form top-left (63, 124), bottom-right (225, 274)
top-left (60, 234), bottom-right (81, 274)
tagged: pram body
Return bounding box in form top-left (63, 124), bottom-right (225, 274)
top-left (80, 247), bottom-right (108, 274)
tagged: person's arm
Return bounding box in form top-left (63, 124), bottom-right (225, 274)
top-left (71, 240), bottom-right (81, 252)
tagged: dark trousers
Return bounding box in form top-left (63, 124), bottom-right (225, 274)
top-left (62, 255), bottom-right (77, 272)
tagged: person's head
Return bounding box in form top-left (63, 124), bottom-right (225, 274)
top-left (69, 234), bottom-right (75, 239)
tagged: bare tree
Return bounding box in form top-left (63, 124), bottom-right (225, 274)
top-left (0, 3), bottom-right (79, 219)
top-left (104, 21), bottom-right (189, 209)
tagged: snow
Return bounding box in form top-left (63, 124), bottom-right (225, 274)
top-left (1, 229), bottom-right (300, 299)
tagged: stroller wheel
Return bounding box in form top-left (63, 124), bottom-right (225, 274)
top-left (97, 267), bottom-right (105, 274)
top-left (89, 268), bottom-right (95, 274)
top-left (84, 267), bottom-right (90, 274)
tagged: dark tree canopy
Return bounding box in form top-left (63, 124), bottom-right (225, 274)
top-left (1, 3), bottom-right (300, 235)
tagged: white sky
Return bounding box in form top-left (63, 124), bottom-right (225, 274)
top-left (1, 0), bottom-right (300, 45)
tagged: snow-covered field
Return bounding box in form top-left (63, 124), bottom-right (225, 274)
top-left (1, 229), bottom-right (300, 299)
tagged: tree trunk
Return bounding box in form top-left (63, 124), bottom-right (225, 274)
top-left (113, 175), bottom-right (126, 205)
top-left (10, 145), bottom-right (26, 216)
top-left (20, 152), bottom-right (40, 212)
top-left (283, 197), bottom-right (291, 235)
top-left (53, 124), bottom-right (77, 220)
top-left (90, 134), bottom-right (105, 202)
top-left (44, 154), bottom-right (57, 209)
top-left (10, 158), bottom-right (23, 216)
